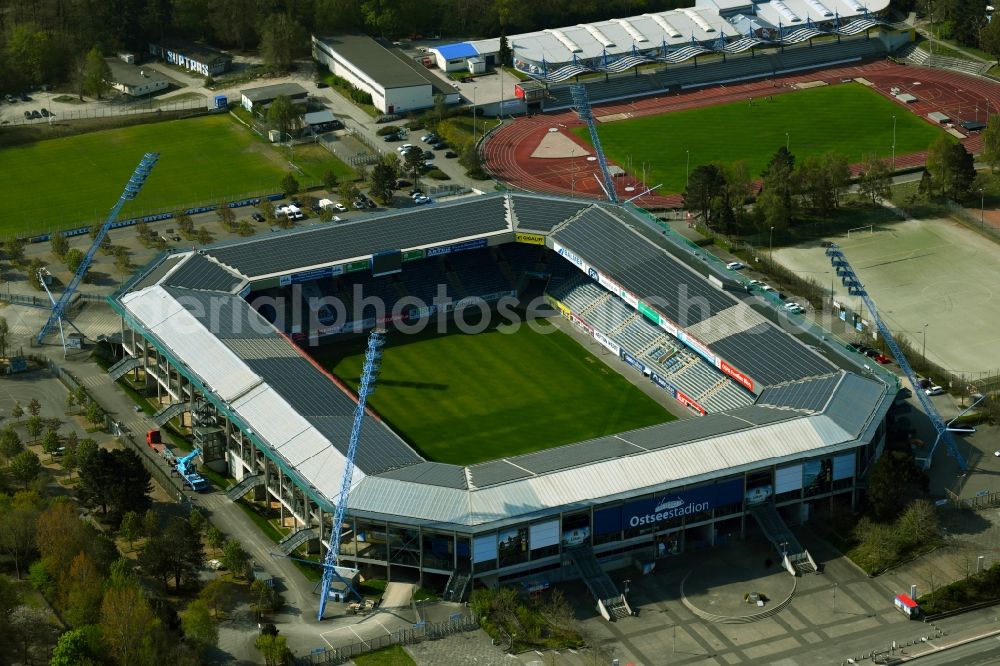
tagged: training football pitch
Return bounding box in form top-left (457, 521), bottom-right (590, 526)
top-left (573, 83), bottom-right (945, 194)
top-left (315, 320), bottom-right (672, 465)
top-left (0, 114), bottom-right (353, 237)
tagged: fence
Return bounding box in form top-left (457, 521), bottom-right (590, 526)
top-left (946, 487), bottom-right (1000, 511)
top-left (295, 612), bottom-right (480, 665)
top-left (4, 97), bottom-right (209, 127)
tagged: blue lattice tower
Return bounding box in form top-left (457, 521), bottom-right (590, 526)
top-left (826, 245), bottom-right (967, 471)
top-left (317, 328), bottom-right (385, 620)
top-left (37, 152), bottom-right (159, 350)
top-left (569, 85), bottom-right (619, 204)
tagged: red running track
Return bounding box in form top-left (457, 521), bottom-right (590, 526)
top-left (484, 60), bottom-right (999, 208)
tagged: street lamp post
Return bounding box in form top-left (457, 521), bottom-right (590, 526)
top-left (891, 115), bottom-right (897, 171)
top-left (922, 323), bottom-right (928, 363)
top-left (686, 149), bottom-right (690, 187)
top-left (785, 132), bottom-right (789, 150)
top-left (472, 87), bottom-right (478, 142)
top-left (981, 187), bottom-right (985, 229)
top-left (769, 226), bottom-right (774, 261)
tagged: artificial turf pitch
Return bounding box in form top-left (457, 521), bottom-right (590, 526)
top-left (316, 320), bottom-right (673, 465)
top-left (0, 114), bottom-right (353, 237)
top-left (573, 83), bottom-right (946, 194)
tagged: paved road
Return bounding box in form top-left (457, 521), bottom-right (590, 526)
top-left (906, 632), bottom-right (1000, 665)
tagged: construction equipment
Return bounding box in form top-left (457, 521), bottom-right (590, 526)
top-left (317, 329), bottom-right (385, 620)
top-left (826, 245), bottom-right (967, 471)
top-left (175, 448), bottom-right (210, 491)
top-left (37, 152), bottom-right (159, 352)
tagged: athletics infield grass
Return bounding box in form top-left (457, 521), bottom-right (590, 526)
top-left (315, 319), bottom-right (672, 465)
top-left (0, 114), bottom-right (353, 237)
top-left (573, 83), bottom-right (946, 194)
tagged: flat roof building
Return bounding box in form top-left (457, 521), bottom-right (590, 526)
top-left (312, 34), bottom-right (459, 115)
top-left (240, 83), bottom-right (309, 113)
top-left (105, 58), bottom-right (169, 97)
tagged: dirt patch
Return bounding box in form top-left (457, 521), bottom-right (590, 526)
top-left (529, 130), bottom-right (591, 159)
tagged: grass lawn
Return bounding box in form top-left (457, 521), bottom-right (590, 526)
top-left (274, 141), bottom-right (355, 185)
top-left (574, 83), bottom-right (947, 194)
top-left (353, 646), bottom-right (417, 666)
top-left (0, 114), bottom-right (351, 236)
top-left (314, 319), bottom-right (671, 465)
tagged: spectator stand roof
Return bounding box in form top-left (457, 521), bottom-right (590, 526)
top-left (113, 193), bottom-right (893, 527)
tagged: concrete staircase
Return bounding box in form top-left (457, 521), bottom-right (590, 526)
top-left (108, 356), bottom-right (142, 381)
top-left (749, 504), bottom-right (817, 576)
top-left (278, 527), bottom-right (319, 555)
top-left (226, 474), bottom-right (265, 500)
top-left (564, 546), bottom-right (632, 621)
top-left (152, 401), bottom-right (186, 426)
top-left (442, 571), bottom-right (472, 602)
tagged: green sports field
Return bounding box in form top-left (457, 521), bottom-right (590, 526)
top-left (0, 114), bottom-right (353, 237)
top-left (573, 83), bottom-right (946, 194)
top-left (315, 320), bottom-right (672, 465)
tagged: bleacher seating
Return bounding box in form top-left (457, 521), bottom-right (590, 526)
top-left (543, 35), bottom-right (886, 110)
top-left (449, 250), bottom-right (512, 296)
top-left (547, 275), bottom-right (755, 413)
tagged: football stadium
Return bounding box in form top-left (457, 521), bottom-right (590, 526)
top-left (109, 193), bottom-right (895, 616)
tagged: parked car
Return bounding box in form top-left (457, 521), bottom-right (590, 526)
top-left (396, 179), bottom-right (412, 188)
top-left (30, 110), bottom-right (41, 119)
top-left (40, 108), bottom-right (49, 117)
top-left (422, 150), bottom-right (434, 160)
top-left (413, 195), bottom-right (430, 205)
top-left (19, 92), bottom-right (30, 102)
top-left (251, 212), bottom-right (265, 222)
top-left (409, 189), bottom-right (423, 198)
top-left (316, 81), bottom-right (329, 88)
top-left (352, 200), bottom-right (365, 210)
top-left (396, 143), bottom-right (414, 153)
top-left (23, 110), bottom-right (30, 119)
top-left (783, 302), bottom-right (804, 314)
top-left (726, 261), bottom-right (744, 270)
top-left (333, 202), bottom-right (347, 212)
top-left (420, 133), bottom-right (438, 143)
top-left (383, 133), bottom-right (401, 142)
top-left (4, 94), bottom-right (15, 103)
top-left (445, 151), bottom-right (458, 158)
top-left (365, 198), bottom-right (376, 209)
top-left (874, 353), bottom-right (892, 364)
top-left (925, 385), bottom-right (944, 396)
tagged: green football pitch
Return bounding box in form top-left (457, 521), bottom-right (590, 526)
top-left (573, 83), bottom-right (946, 194)
top-left (0, 114), bottom-right (353, 237)
top-left (315, 320), bottom-right (673, 465)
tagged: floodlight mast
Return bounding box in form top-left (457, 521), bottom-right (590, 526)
top-left (316, 328), bottom-right (385, 620)
top-left (569, 85), bottom-right (618, 204)
top-left (36, 152), bottom-right (159, 351)
top-left (825, 245), bottom-right (967, 472)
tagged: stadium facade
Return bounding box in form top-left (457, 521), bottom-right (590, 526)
top-left (109, 194), bottom-right (895, 604)
top-left (431, 0), bottom-right (892, 82)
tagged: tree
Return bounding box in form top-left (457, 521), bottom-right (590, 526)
top-left (339, 181), bottom-right (360, 207)
top-left (76, 437), bottom-right (98, 469)
top-left (757, 146), bottom-right (796, 231)
top-left (898, 499), bottom-right (940, 544)
top-left (86, 401), bottom-right (105, 428)
top-left (9, 401), bottom-right (22, 422)
top-left (41, 429), bottom-right (61, 462)
top-left (322, 169), bottom-right (340, 192)
top-left (143, 509), bottom-right (159, 538)
top-left (189, 508), bottom-right (206, 536)
top-left (267, 95), bottom-right (298, 140)
top-left (281, 173), bottom-right (300, 196)
top-left (79, 449), bottom-right (152, 519)
top-left (10, 605), bottom-right (51, 665)
top-left (61, 247), bottom-right (83, 274)
top-left (250, 577), bottom-right (277, 618)
top-left (181, 599), bottom-right (218, 655)
top-left (200, 579), bottom-right (234, 619)
top-left (141, 517), bottom-right (203, 590)
top-left (683, 164), bottom-right (726, 223)
top-left (50, 626), bottom-right (101, 666)
top-left (987, 4), bottom-right (1000, 50)
top-left (221, 538), bottom-right (251, 579)
top-left (63, 552), bottom-right (104, 627)
top-left (50, 233), bottom-right (69, 259)
top-left (100, 584), bottom-right (159, 666)
top-left (858, 154), bottom-right (893, 206)
top-left (983, 114), bottom-right (1000, 172)
top-left (404, 145), bottom-right (426, 183)
top-left (24, 415), bottom-right (42, 442)
top-left (256, 633), bottom-right (290, 666)
top-left (0, 427), bottom-right (23, 464)
top-left (36, 500), bottom-right (90, 576)
top-left (74, 386), bottom-right (88, 409)
top-left (369, 160), bottom-right (397, 204)
top-left (206, 525), bottom-right (225, 554)
top-left (82, 47), bottom-right (111, 99)
top-left (120, 511), bottom-right (142, 551)
top-left (10, 451), bottom-right (41, 488)
top-left (0, 498), bottom-right (39, 578)
top-left (867, 450), bottom-right (929, 521)
top-left (65, 391), bottom-right (77, 412)
top-left (28, 258), bottom-right (46, 291)
top-left (498, 33), bottom-right (513, 67)
top-left (27, 398), bottom-right (41, 417)
top-left (260, 13), bottom-right (306, 73)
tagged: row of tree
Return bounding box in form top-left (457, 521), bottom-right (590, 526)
top-left (683, 136), bottom-right (977, 236)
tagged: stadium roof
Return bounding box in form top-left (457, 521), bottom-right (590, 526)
top-left (114, 192), bottom-right (893, 529)
top-left (441, 0), bottom-right (889, 66)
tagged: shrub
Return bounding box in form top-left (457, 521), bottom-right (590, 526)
top-left (426, 168), bottom-right (450, 180)
top-left (376, 125), bottom-right (400, 136)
